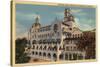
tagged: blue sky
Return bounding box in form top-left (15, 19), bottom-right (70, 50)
top-left (16, 4), bottom-right (96, 38)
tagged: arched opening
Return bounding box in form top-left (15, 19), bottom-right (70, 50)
top-left (66, 47), bottom-right (69, 51)
top-left (59, 54), bottom-right (64, 60)
top-left (32, 51), bottom-right (34, 55)
top-left (57, 39), bottom-right (61, 44)
top-left (32, 40), bottom-right (36, 44)
top-left (39, 52), bottom-right (42, 56)
top-left (48, 46), bottom-right (51, 50)
top-left (36, 46), bottom-right (38, 50)
top-left (59, 46), bottom-right (62, 50)
top-left (52, 39), bottom-right (56, 44)
top-left (36, 52), bottom-right (38, 55)
top-left (43, 40), bottom-right (46, 44)
top-left (73, 53), bottom-right (77, 60)
top-left (39, 40), bottom-right (42, 44)
top-left (43, 52), bottom-right (46, 57)
top-left (73, 34), bottom-right (75, 38)
top-left (43, 46), bottom-right (47, 50)
top-left (78, 34), bottom-right (80, 38)
top-left (48, 53), bottom-right (51, 58)
top-left (33, 45), bottom-right (35, 49)
top-left (47, 39), bottom-right (51, 44)
top-left (53, 53), bottom-right (57, 61)
top-left (53, 46), bottom-right (57, 51)
top-left (75, 34), bottom-right (77, 38)
top-left (39, 46), bottom-right (42, 50)
top-left (65, 53), bottom-right (68, 60)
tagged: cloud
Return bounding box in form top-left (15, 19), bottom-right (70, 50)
top-left (75, 18), bottom-right (95, 31)
top-left (55, 12), bottom-right (64, 18)
top-left (16, 22), bottom-right (28, 39)
top-left (16, 12), bottom-right (41, 39)
top-left (71, 9), bottom-right (82, 13)
top-left (16, 31), bottom-right (28, 39)
top-left (55, 9), bottom-right (87, 18)
top-left (16, 12), bottom-right (40, 20)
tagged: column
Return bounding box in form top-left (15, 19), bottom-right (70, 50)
top-left (68, 53), bottom-right (69, 60)
top-left (82, 53), bottom-right (85, 60)
top-left (51, 53), bottom-right (54, 61)
top-left (63, 54), bottom-right (65, 60)
top-left (77, 54), bottom-right (79, 60)
top-left (71, 53), bottom-right (73, 60)
top-left (57, 45), bottom-right (59, 61)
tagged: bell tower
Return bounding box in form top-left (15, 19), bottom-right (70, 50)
top-left (63, 8), bottom-right (75, 28)
top-left (64, 8), bottom-right (75, 22)
top-left (32, 16), bottom-right (41, 29)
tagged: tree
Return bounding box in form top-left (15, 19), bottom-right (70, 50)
top-left (76, 31), bottom-right (95, 59)
top-left (15, 37), bottom-right (30, 63)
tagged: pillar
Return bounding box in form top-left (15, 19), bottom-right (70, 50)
top-left (71, 53), bottom-right (73, 60)
top-left (77, 54), bottom-right (79, 60)
top-left (63, 54), bottom-right (65, 60)
top-left (68, 53), bottom-right (69, 60)
top-left (56, 45), bottom-right (60, 61)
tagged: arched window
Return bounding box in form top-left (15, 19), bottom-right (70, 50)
top-left (78, 34), bottom-right (80, 38)
top-left (36, 52), bottom-right (38, 55)
top-left (59, 54), bottom-right (64, 60)
top-left (48, 53), bottom-right (51, 58)
top-left (73, 34), bottom-right (74, 38)
top-left (43, 52), bottom-right (46, 56)
top-left (54, 46), bottom-right (57, 51)
top-left (48, 46), bottom-right (51, 50)
top-left (33, 45), bottom-right (35, 49)
top-left (73, 53), bottom-right (77, 60)
top-left (53, 53), bottom-right (57, 59)
top-left (39, 46), bottom-right (42, 50)
top-left (65, 53), bottom-right (68, 60)
top-left (59, 46), bottom-right (62, 50)
top-left (32, 51), bottom-right (34, 55)
top-left (39, 52), bottom-right (42, 56)
top-left (57, 39), bottom-right (61, 44)
top-left (54, 24), bottom-right (58, 33)
top-left (75, 34), bottom-right (77, 38)
top-left (32, 40), bottom-right (36, 44)
top-left (48, 33), bottom-right (49, 37)
top-left (36, 46), bottom-right (38, 49)
top-left (66, 47), bottom-right (69, 50)
top-left (44, 46), bottom-right (47, 50)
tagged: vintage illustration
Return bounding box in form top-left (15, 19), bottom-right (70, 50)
top-left (13, 2), bottom-right (96, 64)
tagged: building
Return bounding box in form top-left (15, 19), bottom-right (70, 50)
top-left (26, 8), bottom-right (86, 61)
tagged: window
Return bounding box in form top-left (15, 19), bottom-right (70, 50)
top-left (54, 24), bottom-right (58, 33)
top-left (32, 52), bottom-right (34, 55)
top-left (57, 32), bottom-right (60, 36)
top-left (69, 28), bottom-right (72, 30)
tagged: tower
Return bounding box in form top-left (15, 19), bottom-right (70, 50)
top-left (63, 8), bottom-right (75, 29)
top-left (32, 16), bottom-right (41, 29)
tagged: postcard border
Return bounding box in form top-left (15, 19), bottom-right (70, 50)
top-left (11, 1), bottom-right (98, 66)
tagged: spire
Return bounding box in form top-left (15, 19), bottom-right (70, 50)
top-left (33, 16), bottom-right (41, 27)
top-left (64, 8), bottom-right (75, 22)
top-left (35, 16), bottom-right (40, 23)
top-left (64, 8), bottom-right (71, 17)
top-left (53, 17), bottom-right (60, 24)
top-left (55, 17), bottom-right (58, 21)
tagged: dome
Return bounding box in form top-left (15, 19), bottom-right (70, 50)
top-left (32, 16), bottom-right (41, 28)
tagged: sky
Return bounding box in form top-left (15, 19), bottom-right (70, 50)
top-left (16, 4), bottom-right (96, 38)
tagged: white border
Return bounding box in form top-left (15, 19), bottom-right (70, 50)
top-left (0, 0), bottom-right (100, 67)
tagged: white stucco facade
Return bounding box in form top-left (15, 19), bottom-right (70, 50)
top-left (26, 8), bottom-right (86, 61)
